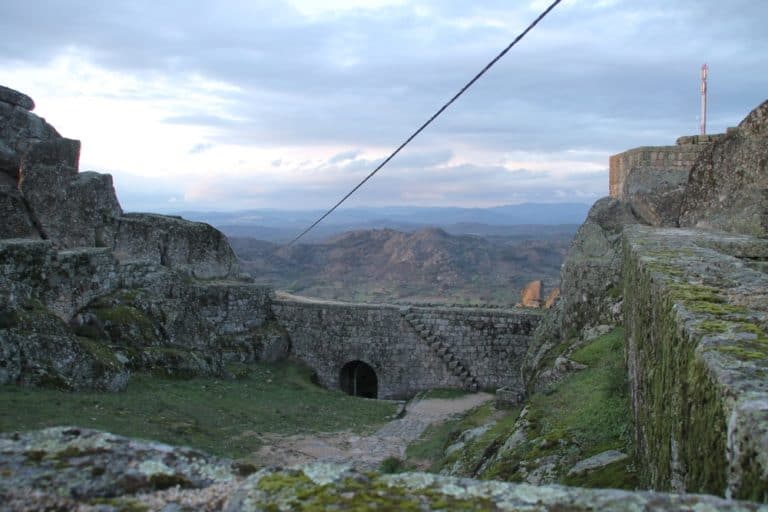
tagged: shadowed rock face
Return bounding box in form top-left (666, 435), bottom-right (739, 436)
top-left (679, 100), bottom-right (768, 238)
top-left (623, 166), bottom-right (689, 227)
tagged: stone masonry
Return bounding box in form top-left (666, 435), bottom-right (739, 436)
top-left (272, 297), bottom-right (540, 399)
top-left (623, 225), bottom-right (768, 501)
top-left (608, 133), bottom-right (726, 200)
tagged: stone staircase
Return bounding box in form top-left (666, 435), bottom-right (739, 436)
top-left (401, 309), bottom-right (478, 392)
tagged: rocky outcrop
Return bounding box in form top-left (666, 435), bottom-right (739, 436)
top-left (0, 92), bottom-right (58, 180)
top-left (0, 84), bottom-right (239, 278)
top-left (560, 197), bottom-right (639, 340)
top-left (114, 213), bottom-right (238, 279)
top-left (680, 99), bottom-right (768, 238)
top-left (1, 427), bottom-right (764, 511)
top-left (18, 138), bottom-right (123, 248)
top-left (0, 86), bottom-right (259, 388)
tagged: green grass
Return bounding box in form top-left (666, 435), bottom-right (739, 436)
top-left (527, 327), bottom-right (632, 459)
top-left (0, 361), bottom-right (397, 459)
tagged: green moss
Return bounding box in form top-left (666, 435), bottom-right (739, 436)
top-left (623, 243), bottom-right (729, 495)
top-left (563, 459), bottom-right (637, 489)
top-left (696, 320), bottom-right (730, 334)
top-left (76, 337), bottom-right (121, 368)
top-left (716, 343), bottom-right (768, 361)
top-left (255, 472), bottom-right (495, 511)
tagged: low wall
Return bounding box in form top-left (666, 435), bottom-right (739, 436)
top-left (272, 298), bottom-right (540, 399)
top-left (623, 225), bottom-right (768, 501)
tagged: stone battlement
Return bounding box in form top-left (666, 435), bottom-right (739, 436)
top-left (608, 132), bottom-right (729, 199)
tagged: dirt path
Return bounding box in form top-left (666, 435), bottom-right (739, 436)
top-left (253, 392), bottom-right (493, 470)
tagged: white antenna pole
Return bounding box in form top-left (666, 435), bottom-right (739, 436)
top-left (700, 63), bottom-right (708, 135)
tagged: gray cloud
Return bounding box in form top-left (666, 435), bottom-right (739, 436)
top-left (1, 0), bottom-right (766, 211)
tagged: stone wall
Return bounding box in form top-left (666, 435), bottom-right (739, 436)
top-left (272, 298), bottom-right (540, 399)
top-left (623, 225), bottom-right (768, 501)
top-left (608, 134), bottom-right (724, 199)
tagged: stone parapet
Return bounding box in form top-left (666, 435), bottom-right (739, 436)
top-left (609, 143), bottom-right (705, 199)
top-left (623, 225), bottom-right (768, 501)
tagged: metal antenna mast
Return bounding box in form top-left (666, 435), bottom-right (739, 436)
top-left (700, 63), bottom-right (708, 135)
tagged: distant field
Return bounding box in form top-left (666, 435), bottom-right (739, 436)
top-left (0, 361), bottom-right (397, 459)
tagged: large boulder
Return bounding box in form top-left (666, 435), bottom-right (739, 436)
top-left (18, 139), bottom-right (123, 248)
top-left (0, 89), bottom-right (59, 179)
top-left (623, 165), bottom-right (689, 226)
top-left (114, 213), bottom-right (239, 279)
top-left (679, 99), bottom-right (768, 237)
top-left (0, 85), bottom-right (35, 111)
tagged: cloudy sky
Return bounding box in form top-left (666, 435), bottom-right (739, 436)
top-left (1, 0), bottom-right (766, 212)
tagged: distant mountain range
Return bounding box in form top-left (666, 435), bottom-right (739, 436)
top-left (175, 203), bottom-right (591, 242)
top-left (230, 225), bottom-right (574, 305)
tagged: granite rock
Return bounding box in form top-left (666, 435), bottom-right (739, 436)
top-left (623, 165), bottom-right (688, 226)
top-left (0, 84), bottom-right (35, 110)
top-left (679, 99), bottom-right (768, 238)
top-left (114, 213), bottom-right (239, 279)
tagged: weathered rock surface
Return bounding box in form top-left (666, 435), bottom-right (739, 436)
top-left (680, 99), bottom-right (768, 237)
top-left (1, 427), bottom-right (764, 511)
top-left (0, 96), bottom-right (58, 179)
top-left (0, 84), bottom-right (35, 111)
top-left (624, 225), bottom-right (768, 500)
top-left (623, 165), bottom-right (688, 226)
top-left (114, 213), bottom-right (239, 279)
top-left (560, 197), bottom-right (639, 340)
top-left (19, 139), bottom-right (124, 248)
top-left (524, 197), bottom-right (639, 389)
top-left (0, 427), bottom-right (240, 510)
top-left (568, 450), bottom-right (629, 476)
top-left (0, 174), bottom-right (40, 239)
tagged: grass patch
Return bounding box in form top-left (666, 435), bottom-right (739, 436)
top-left (0, 361), bottom-right (397, 459)
top-left (427, 328), bottom-right (636, 490)
top-left (528, 328), bottom-right (631, 458)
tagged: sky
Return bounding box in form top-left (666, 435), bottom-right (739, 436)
top-left (1, 0), bottom-right (766, 213)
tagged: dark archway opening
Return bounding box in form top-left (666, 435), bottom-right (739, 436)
top-left (339, 360), bottom-right (378, 399)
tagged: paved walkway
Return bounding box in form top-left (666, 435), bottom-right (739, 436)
top-left (254, 392), bottom-right (493, 469)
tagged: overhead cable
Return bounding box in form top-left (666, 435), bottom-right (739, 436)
top-left (287, 0), bottom-right (563, 246)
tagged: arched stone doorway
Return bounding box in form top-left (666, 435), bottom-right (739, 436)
top-left (339, 360), bottom-right (378, 399)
